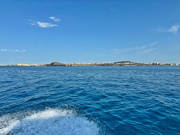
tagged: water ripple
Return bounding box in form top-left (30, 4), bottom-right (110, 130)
top-left (0, 66), bottom-right (180, 134)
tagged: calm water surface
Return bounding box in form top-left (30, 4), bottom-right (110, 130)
top-left (0, 66), bottom-right (180, 135)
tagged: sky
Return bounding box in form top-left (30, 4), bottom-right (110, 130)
top-left (0, 0), bottom-right (180, 64)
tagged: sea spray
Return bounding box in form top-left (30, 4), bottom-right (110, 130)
top-left (0, 109), bottom-right (99, 135)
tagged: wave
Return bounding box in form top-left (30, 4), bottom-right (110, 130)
top-left (0, 109), bottom-right (99, 135)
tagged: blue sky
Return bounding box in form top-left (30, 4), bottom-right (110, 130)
top-left (0, 0), bottom-right (180, 64)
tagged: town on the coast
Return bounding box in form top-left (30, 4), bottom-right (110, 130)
top-left (0, 61), bottom-right (180, 66)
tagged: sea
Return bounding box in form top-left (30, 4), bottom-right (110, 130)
top-left (0, 66), bottom-right (179, 135)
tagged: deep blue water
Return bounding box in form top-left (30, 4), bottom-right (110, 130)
top-left (0, 66), bottom-right (180, 135)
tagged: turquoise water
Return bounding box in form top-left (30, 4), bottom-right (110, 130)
top-left (0, 66), bottom-right (180, 135)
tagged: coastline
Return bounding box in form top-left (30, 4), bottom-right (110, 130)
top-left (0, 61), bottom-right (179, 66)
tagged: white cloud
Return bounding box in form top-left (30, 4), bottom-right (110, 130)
top-left (0, 49), bottom-right (8, 52)
top-left (36, 21), bottom-right (58, 28)
top-left (168, 25), bottom-right (179, 34)
top-left (28, 17), bottom-right (60, 28)
top-left (157, 25), bottom-right (179, 35)
top-left (10, 49), bottom-right (26, 52)
top-left (30, 21), bottom-right (58, 28)
top-left (49, 16), bottom-right (60, 22)
top-left (29, 19), bottom-right (58, 28)
top-left (0, 49), bottom-right (26, 52)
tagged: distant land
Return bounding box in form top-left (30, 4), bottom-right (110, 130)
top-left (0, 61), bottom-right (179, 66)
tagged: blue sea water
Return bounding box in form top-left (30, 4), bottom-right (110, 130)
top-left (0, 66), bottom-right (180, 135)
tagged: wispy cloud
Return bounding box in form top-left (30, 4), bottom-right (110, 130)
top-left (0, 49), bottom-right (26, 52)
top-left (0, 49), bottom-right (8, 52)
top-left (136, 42), bottom-right (157, 53)
top-left (168, 25), bottom-right (179, 34)
top-left (157, 25), bottom-right (179, 35)
top-left (29, 18), bottom-right (59, 28)
top-left (140, 48), bottom-right (157, 53)
top-left (10, 49), bottom-right (26, 52)
top-left (49, 16), bottom-right (60, 22)
top-left (29, 20), bottom-right (58, 28)
top-left (36, 21), bottom-right (57, 28)
top-left (112, 42), bottom-right (158, 54)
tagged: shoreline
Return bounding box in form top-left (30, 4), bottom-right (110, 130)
top-left (0, 61), bottom-right (179, 66)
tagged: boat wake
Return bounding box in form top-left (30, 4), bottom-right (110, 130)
top-left (0, 109), bottom-right (99, 135)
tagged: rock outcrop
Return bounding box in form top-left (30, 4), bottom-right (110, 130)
top-left (46, 62), bottom-right (66, 66)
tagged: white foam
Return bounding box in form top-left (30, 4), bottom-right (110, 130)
top-left (0, 109), bottom-right (99, 135)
